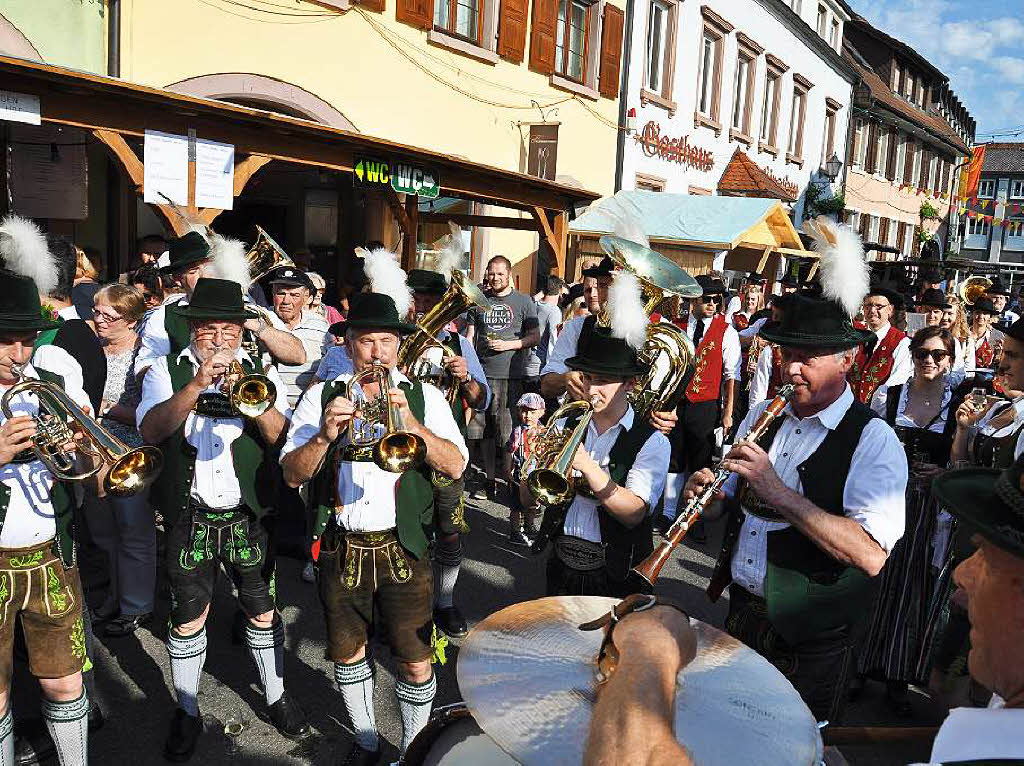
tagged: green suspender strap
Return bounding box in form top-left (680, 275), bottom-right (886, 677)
top-left (309, 378), bottom-right (434, 561)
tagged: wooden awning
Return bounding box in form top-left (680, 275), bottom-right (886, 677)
top-left (717, 147), bottom-right (800, 203)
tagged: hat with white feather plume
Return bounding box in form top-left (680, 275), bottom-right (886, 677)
top-left (565, 269), bottom-right (649, 378)
top-left (206, 231), bottom-right (252, 292)
top-left (0, 215), bottom-right (59, 296)
top-left (336, 247), bottom-right (417, 335)
top-left (758, 216), bottom-right (873, 349)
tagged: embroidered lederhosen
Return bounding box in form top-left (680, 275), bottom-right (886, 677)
top-left (431, 333), bottom-right (469, 536)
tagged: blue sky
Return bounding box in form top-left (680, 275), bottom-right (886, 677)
top-left (848, 0), bottom-right (1024, 140)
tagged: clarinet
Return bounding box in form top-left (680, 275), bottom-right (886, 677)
top-left (631, 384), bottom-right (796, 586)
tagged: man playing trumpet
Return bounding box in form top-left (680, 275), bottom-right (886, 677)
top-left (137, 278), bottom-right (306, 762)
top-left (281, 285), bottom-right (467, 765)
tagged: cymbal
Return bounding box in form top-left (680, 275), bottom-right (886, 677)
top-left (458, 596), bottom-right (822, 766)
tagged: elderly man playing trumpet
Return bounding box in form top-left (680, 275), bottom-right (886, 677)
top-left (282, 287), bottom-right (468, 766)
top-left (137, 278), bottom-right (306, 762)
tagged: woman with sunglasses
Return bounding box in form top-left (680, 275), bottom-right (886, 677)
top-left (854, 326), bottom-right (961, 714)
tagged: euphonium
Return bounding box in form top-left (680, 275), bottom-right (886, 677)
top-left (525, 397), bottom-right (597, 506)
top-left (221, 360), bottom-right (276, 418)
top-left (0, 367), bottom-right (163, 497)
top-left (344, 362), bottom-right (426, 473)
top-left (245, 225), bottom-right (294, 283)
top-left (958, 275), bottom-right (991, 307)
top-left (398, 270), bottom-right (490, 402)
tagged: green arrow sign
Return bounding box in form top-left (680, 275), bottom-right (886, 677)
top-left (354, 156), bottom-right (440, 199)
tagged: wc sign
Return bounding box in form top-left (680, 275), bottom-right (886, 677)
top-left (354, 156), bottom-right (440, 199)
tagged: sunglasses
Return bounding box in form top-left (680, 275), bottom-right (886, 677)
top-left (701, 295), bottom-right (722, 304)
top-left (912, 348), bottom-right (950, 363)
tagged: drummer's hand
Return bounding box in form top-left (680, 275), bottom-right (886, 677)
top-left (912, 461), bottom-right (945, 479)
top-left (565, 371), bottom-right (588, 402)
top-left (0, 416), bottom-right (36, 466)
top-left (609, 606), bottom-right (697, 675)
top-left (682, 467), bottom-right (723, 503)
top-left (721, 442), bottom-right (786, 505)
top-left (648, 408), bottom-right (677, 435)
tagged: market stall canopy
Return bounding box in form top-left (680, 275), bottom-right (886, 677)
top-left (569, 190), bottom-right (808, 278)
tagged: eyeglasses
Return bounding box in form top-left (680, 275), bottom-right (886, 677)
top-left (912, 348), bottom-right (951, 363)
top-left (92, 308), bottom-right (124, 323)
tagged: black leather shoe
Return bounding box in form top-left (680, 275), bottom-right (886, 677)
top-left (652, 515), bottom-right (667, 536)
top-left (434, 605), bottom-right (468, 638)
top-left (268, 691), bottom-right (310, 740)
top-left (103, 612), bottom-right (152, 637)
top-left (164, 708), bottom-right (203, 762)
top-left (340, 741), bottom-right (380, 766)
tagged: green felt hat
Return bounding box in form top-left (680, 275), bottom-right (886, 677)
top-left (0, 271), bottom-right (60, 332)
top-left (407, 269), bottom-right (448, 295)
top-left (335, 292), bottom-right (417, 335)
top-left (758, 294), bottom-right (873, 350)
top-left (565, 326), bottom-right (648, 378)
top-left (170, 278), bottom-right (259, 322)
top-left (159, 231), bottom-right (211, 275)
top-left (932, 456), bottom-right (1024, 559)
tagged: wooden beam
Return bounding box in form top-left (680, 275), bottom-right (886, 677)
top-left (756, 245), bottom-right (772, 274)
top-left (233, 154), bottom-right (272, 196)
top-left (402, 195), bottom-right (418, 271)
top-left (552, 210), bottom-right (568, 276)
top-left (385, 187), bottom-right (413, 234)
top-left (418, 211), bottom-right (539, 231)
top-left (532, 206), bottom-right (556, 245)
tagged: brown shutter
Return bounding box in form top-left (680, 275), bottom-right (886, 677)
top-left (920, 147), bottom-right (931, 189)
top-left (528, 0), bottom-right (558, 74)
top-left (598, 4), bottom-right (625, 99)
top-left (396, 0), bottom-right (432, 30)
top-left (865, 122), bottom-right (878, 174)
top-left (904, 140), bottom-right (916, 185)
top-left (885, 128), bottom-right (898, 180)
top-left (358, 0), bottom-right (385, 12)
top-left (879, 217), bottom-right (890, 245)
top-left (497, 0), bottom-right (529, 63)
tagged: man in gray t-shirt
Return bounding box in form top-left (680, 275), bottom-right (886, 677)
top-left (466, 256), bottom-right (540, 504)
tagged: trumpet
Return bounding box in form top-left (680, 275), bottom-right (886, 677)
top-left (220, 360), bottom-right (276, 418)
top-left (631, 384), bottom-right (796, 586)
top-left (246, 225), bottom-right (294, 283)
top-left (1, 367), bottom-right (163, 497)
top-left (525, 397), bottom-right (597, 506)
top-left (342, 362), bottom-right (426, 473)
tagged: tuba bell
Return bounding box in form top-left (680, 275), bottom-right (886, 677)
top-left (958, 275), bottom-right (992, 307)
top-left (524, 398), bottom-right (597, 506)
top-left (246, 225), bottom-right (294, 283)
top-left (1, 367), bottom-right (163, 497)
top-left (342, 362), bottom-right (426, 473)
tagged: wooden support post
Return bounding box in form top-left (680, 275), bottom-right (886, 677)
top-left (402, 194), bottom-right (419, 270)
top-left (756, 245), bottom-right (773, 275)
top-left (552, 210), bottom-right (568, 277)
top-left (186, 128), bottom-right (198, 217)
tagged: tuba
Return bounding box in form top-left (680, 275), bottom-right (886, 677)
top-left (342, 362), bottom-right (426, 473)
top-left (246, 226), bottom-right (294, 283)
top-left (398, 270), bottom-right (490, 403)
top-left (958, 275), bottom-right (992, 307)
top-left (1, 368), bottom-right (163, 496)
top-left (221, 360), bottom-right (277, 418)
top-left (524, 397), bottom-right (597, 506)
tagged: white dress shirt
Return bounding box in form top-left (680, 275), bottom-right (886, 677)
top-left (0, 362), bottom-right (91, 549)
top-left (727, 386), bottom-right (908, 597)
top-left (749, 344), bottom-right (774, 408)
top-left (133, 295), bottom-right (288, 376)
top-left (864, 322), bottom-right (913, 416)
top-left (315, 334), bottom-right (491, 410)
top-left (136, 347), bottom-right (288, 509)
top-left (541, 314), bottom-right (587, 376)
top-left (917, 699), bottom-right (1024, 764)
top-left (562, 406), bottom-right (670, 542)
top-left (682, 313), bottom-right (742, 381)
top-left (282, 369), bottom-right (468, 532)
top-left (724, 294), bottom-right (741, 321)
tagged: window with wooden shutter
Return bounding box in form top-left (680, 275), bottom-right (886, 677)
top-left (599, 4), bottom-right (625, 99)
top-left (529, 0), bottom-right (558, 74)
top-left (878, 217), bottom-right (890, 246)
top-left (920, 147), bottom-right (931, 189)
top-left (885, 127), bottom-right (898, 180)
top-left (396, 0), bottom-right (433, 30)
top-left (865, 122), bottom-right (878, 174)
top-left (498, 0), bottom-right (529, 62)
top-left (903, 140), bottom-right (916, 185)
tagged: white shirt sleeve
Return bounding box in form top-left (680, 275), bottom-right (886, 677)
top-left (265, 364), bottom-right (290, 416)
top-left (541, 316), bottom-right (584, 376)
top-left (749, 345), bottom-right (772, 408)
top-left (844, 418), bottom-right (909, 554)
top-left (724, 295), bottom-right (741, 321)
top-left (30, 346), bottom-right (86, 409)
top-left (421, 382), bottom-right (469, 471)
top-left (134, 305), bottom-right (171, 375)
top-left (722, 326), bottom-right (742, 381)
top-left (458, 335), bottom-right (492, 410)
top-left (738, 316), bottom-right (767, 343)
top-left (281, 382), bottom-right (326, 459)
top-left (136, 356), bottom-right (174, 429)
top-left (623, 430), bottom-right (671, 510)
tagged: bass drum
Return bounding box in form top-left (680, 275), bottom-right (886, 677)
top-left (404, 704), bottom-right (518, 766)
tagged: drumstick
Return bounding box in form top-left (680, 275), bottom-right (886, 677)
top-left (822, 726), bottom-right (938, 745)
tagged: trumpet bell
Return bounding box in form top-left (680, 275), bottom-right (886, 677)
top-left (104, 446), bottom-right (165, 497)
top-left (526, 469), bottom-right (573, 507)
top-left (232, 373), bottom-right (277, 418)
top-left (375, 431), bottom-right (427, 473)
top-left (959, 275), bottom-right (992, 307)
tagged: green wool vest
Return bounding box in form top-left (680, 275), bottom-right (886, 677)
top-left (149, 354), bottom-right (278, 526)
top-left (308, 378), bottom-right (434, 561)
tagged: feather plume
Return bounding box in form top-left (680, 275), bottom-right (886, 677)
top-left (434, 221), bottom-right (465, 282)
top-left (361, 247), bottom-right (412, 318)
top-left (608, 270), bottom-right (649, 350)
top-left (803, 216), bottom-right (868, 319)
top-left (207, 232), bottom-right (251, 292)
top-left (598, 195), bottom-right (651, 248)
top-left (0, 215), bottom-right (58, 295)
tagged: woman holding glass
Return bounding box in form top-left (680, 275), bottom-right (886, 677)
top-left (87, 284), bottom-right (156, 637)
top-left (855, 326), bottom-right (960, 713)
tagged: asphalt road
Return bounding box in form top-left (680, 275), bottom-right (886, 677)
top-left (68, 495), bottom-right (946, 765)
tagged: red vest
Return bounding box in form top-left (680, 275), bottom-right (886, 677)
top-left (684, 314), bottom-right (729, 403)
top-left (850, 324), bottom-right (906, 404)
top-left (732, 312), bottom-right (751, 331)
top-left (975, 336), bottom-right (994, 368)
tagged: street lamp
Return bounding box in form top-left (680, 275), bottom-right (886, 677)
top-left (823, 152), bottom-right (843, 182)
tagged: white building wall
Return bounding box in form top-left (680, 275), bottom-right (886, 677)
top-left (622, 0), bottom-right (854, 222)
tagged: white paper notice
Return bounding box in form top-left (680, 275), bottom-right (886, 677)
top-left (143, 130), bottom-right (188, 206)
top-left (194, 138), bottom-right (235, 210)
top-left (0, 90), bottom-right (41, 126)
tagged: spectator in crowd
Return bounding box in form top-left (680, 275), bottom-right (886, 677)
top-left (86, 284), bottom-right (156, 637)
top-left (306, 271), bottom-right (344, 326)
top-left (507, 393), bottom-right (546, 545)
top-left (465, 256), bottom-right (539, 500)
top-left (524, 275), bottom-right (563, 394)
top-left (72, 246), bottom-right (102, 321)
top-left (130, 264), bottom-right (165, 311)
top-left (267, 266), bottom-right (329, 410)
